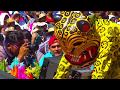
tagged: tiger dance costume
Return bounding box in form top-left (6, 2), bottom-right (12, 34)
top-left (53, 11), bottom-right (120, 79)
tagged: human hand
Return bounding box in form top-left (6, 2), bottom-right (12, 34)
top-left (17, 43), bottom-right (30, 62)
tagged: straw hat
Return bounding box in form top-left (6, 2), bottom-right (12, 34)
top-left (48, 26), bottom-right (54, 32)
top-left (6, 18), bottom-right (14, 23)
top-left (13, 11), bottom-right (19, 14)
top-left (5, 27), bottom-right (15, 31)
top-left (39, 12), bottom-right (46, 19)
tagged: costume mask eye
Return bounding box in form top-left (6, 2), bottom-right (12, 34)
top-left (77, 20), bottom-right (90, 32)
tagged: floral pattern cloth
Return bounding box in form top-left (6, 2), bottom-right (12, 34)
top-left (8, 57), bottom-right (40, 79)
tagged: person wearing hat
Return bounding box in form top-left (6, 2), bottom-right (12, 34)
top-left (39, 35), bottom-right (63, 67)
top-left (31, 25), bottom-right (46, 46)
top-left (0, 11), bottom-right (10, 26)
top-left (46, 11), bottom-right (54, 24)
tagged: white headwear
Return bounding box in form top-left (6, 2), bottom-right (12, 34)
top-left (109, 15), bottom-right (115, 20)
top-left (13, 11), bottom-right (19, 14)
top-left (0, 13), bottom-right (10, 25)
top-left (48, 26), bottom-right (54, 32)
top-left (8, 11), bottom-right (13, 15)
top-left (31, 22), bottom-right (48, 34)
top-left (39, 12), bottom-right (46, 19)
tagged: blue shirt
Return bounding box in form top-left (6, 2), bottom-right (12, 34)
top-left (39, 52), bottom-right (53, 67)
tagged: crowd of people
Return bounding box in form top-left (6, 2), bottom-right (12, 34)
top-left (0, 11), bottom-right (120, 79)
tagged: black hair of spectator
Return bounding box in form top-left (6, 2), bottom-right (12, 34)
top-left (36, 25), bottom-right (48, 35)
top-left (14, 25), bottom-right (21, 31)
top-left (47, 11), bottom-right (53, 18)
top-left (28, 11), bottom-right (36, 18)
top-left (4, 15), bottom-right (9, 26)
top-left (6, 22), bottom-right (15, 27)
top-left (47, 31), bottom-right (54, 37)
top-left (22, 29), bottom-right (32, 41)
top-left (114, 11), bottom-right (119, 16)
top-left (82, 11), bottom-right (90, 16)
top-left (5, 30), bottom-right (24, 45)
top-left (0, 33), bottom-right (4, 43)
top-left (0, 25), bottom-right (6, 33)
top-left (4, 30), bottom-right (24, 65)
top-left (38, 16), bottom-right (46, 22)
top-left (13, 14), bottom-right (21, 20)
top-left (100, 11), bottom-right (109, 19)
top-left (0, 25), bottom-right (2, 33)
top-left (93, 11), bottom-right (100, 13)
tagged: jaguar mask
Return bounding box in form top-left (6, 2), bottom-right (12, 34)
top-left (54, 11), bottom-right (100, 67)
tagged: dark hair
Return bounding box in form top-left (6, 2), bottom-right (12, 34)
top-left (5, 30), bottom-right (24, 45)
top-left (100, 12), bottom-right (109, 19)
top-left (13, 14), bottom-right (20, 19)
top-left (0, 25), bottom-right (2, 32)
top-left (4, 15), bottom-right (9, 25)
top-left (22, 29), bottom-right (32, 41)
top-left (38, 16), bottom-right (46, 22)
top-left (47, 11), bottom-right (52, 16)
top-left (6, 22), bottom-right (15, 27)
top-left (0, 33), bottom-right (4, 42)
top-left (4, 31), bottom-right (24, 65)
top-left (14, 25), bottom-right (21, 31)
top-left (27, 11), bottom-right (36, 18)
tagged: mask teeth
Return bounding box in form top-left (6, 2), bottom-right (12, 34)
top-left (73, 55), bottom-right (81, 62)
top-left (79, 55), bottom-right (81, 58)
top-left (67, 54), bottom-right (82, 62)
top-left (89, 50), bottom-right (92, 58)
top-left (73, 56), bottom-right (76, 62)
top-left (74, 58), bottom-right (77, 62)
top-left (68, 54), bottom-right (72, 57)
top-left (84, 55), bottom-right (86, 60)
top-left (71, 58), bottom-right (74, 62)
top-left (76, 58), bottom-right (79, 62)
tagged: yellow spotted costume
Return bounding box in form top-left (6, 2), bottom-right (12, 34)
top-left (53, 11), bottom-right (120, 79)
top-left (92, 19), bottom-right (120, 79)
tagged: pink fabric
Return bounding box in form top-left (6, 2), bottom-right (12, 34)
top-left (19, 17), bottom-right (24, 21)
top-left (29, 23), bottom-right (34, 32)
top-left (0, 11), bottom-right (3, 15)
top-left (17, 65), bottom-right (29, 79)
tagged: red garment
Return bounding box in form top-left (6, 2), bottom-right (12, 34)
top-left (46, 16), bottom-right (54, 23)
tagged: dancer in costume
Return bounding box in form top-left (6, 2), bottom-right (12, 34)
top-left (53, 11), bottom-right (120, 79)
top-left (53, 11), bottom-right (100, 79)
